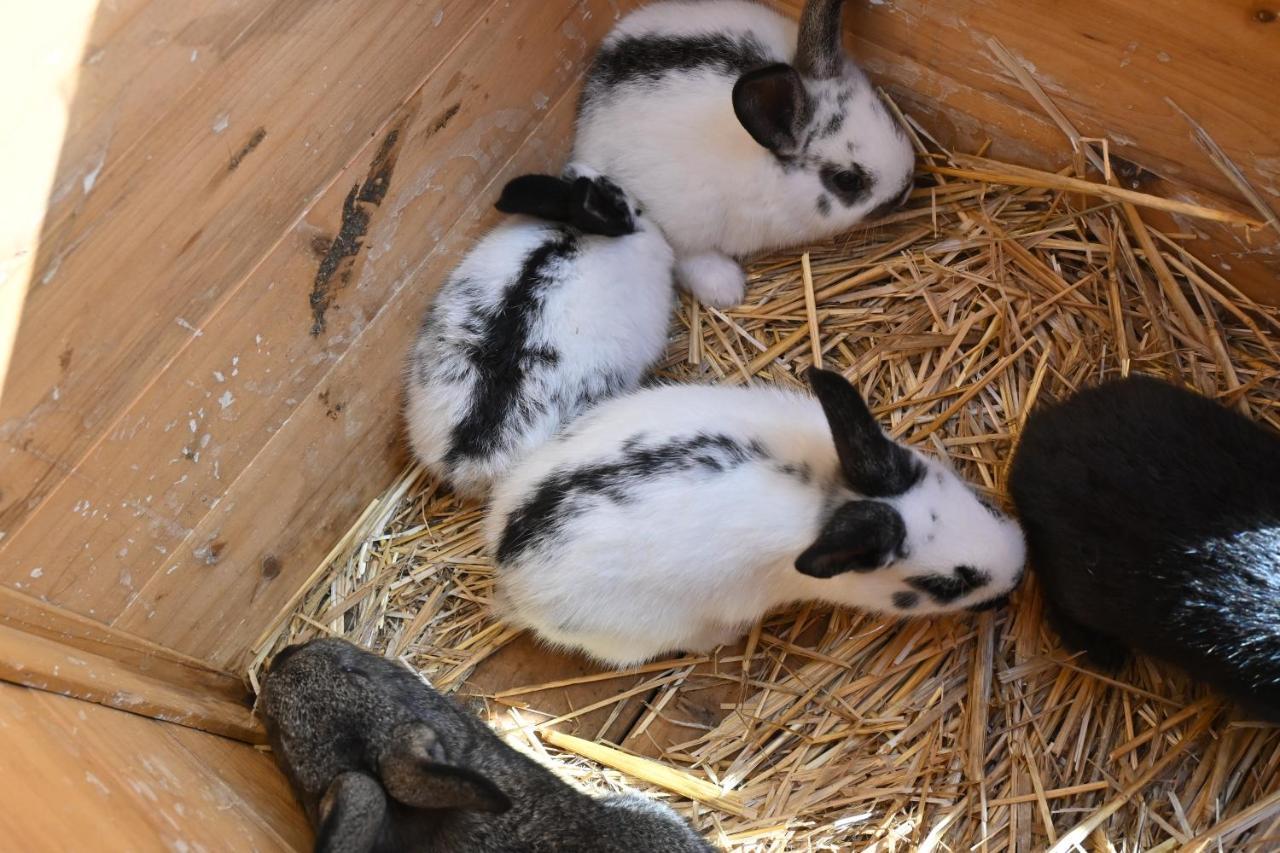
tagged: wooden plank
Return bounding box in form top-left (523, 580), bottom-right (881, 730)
top-left (109, 2), bottom-right (638, 666)
top-left (768, 0), bottom-right (1279, 301)
top-left (0, 622), bottom-right (264, 743)
top-left (165, 723), bottom-right (311, 850)
top-left (0, 585), bottom-right (247, 701)
top-left (0, 681), bottom-right (306, 851)
top-left (464, 635), bottom-right (650, 744)
top-left (0, 0), bottom-right (496, 541)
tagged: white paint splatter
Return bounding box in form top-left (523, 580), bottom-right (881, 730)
top-left (30, 567), bottom-right (43, 579)
top-left (212, 370), bottom-right (224, 382)
top-left (1157, 51), bottom-right (1171, 63)
top-left (532, 92), bottom-right (549, 110)
top-left (218, 390), bottom-right (234, 410)
top-left (432, 8), bottom-right (444, 26)
top-left (84, 772), bottom-right (111, 796)
top-left (175, 317), bottom-right (203, 336)
top-left (190, 49), bottom-right (198, 63)
top-left (199, 433), bottom-right (211, 448)
top-left (212, 113), bottom-right (230, 134)
top-left (189, 419), bottom-right (197, 433)
top-left (83, 152), bottom-right (106, 195)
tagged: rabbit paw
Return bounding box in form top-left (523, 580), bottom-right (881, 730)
top-left (676, 252), bottom-right (746, 308)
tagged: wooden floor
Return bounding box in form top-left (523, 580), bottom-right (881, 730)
top-left (0, 0), bottom-right (640, 673)
top-left (0, 679), bottom-right (309, 851)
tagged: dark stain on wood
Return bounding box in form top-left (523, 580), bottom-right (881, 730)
top-left (309, 234), bottom-right (332, 260)
top-left (58, 348), bottom-right (73, 371)
top-left (1255, 8), bottom-right (1277, 23)
top-left (228, 127), bottom-right (268, 171)
top-left (417, 102), bottom-right (461, 145)
top-left (308, 94), bottom-right (421, 336)
top-left (261, 555), bottom-right (282, 580)
top-left (318, 388), bottom-right (345, 420)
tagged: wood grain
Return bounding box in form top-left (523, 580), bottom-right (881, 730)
top-left (0, 680), bottom-right (307, 851)
top-left (0, 585), bottom-right (246, 701)
top-left (0, 622), bottom-right (264, 742)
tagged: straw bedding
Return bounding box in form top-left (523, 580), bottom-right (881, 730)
top-left (248, 81), bottom-right (1280, 852)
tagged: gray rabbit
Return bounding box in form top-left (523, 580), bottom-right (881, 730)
top-left (260, 637), bottom-right (715, 852)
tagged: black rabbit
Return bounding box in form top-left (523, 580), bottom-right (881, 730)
top-left (1009, 374), bottom-right (1280, 721)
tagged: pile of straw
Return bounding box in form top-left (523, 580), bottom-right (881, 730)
top-left (249, 61), bottom-right (1280, 852)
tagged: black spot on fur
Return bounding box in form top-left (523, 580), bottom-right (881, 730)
top-left (445, 230), bottom-right (577, 464)
top-left (582, 34), bottom-right (772, 109)
top-left (906, 565), bottom-right (990, 604)
top-left (892, 591), bottom-right (919, 610)
top-left (499, 433), bottom-right (769, 562)
top-left (819, 163), bottom-right (872, 207)
top-left (774, 462), bottom-right (813, 483)
top-left (816, 195), bottom-right (831, 217)
top-left (818, 112), bottom-right (845, 138)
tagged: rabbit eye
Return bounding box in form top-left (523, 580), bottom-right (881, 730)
top-left (820, 165), bottom-right (871, 205)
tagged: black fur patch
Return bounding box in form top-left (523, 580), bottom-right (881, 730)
top-left (819, 163), bottom-right (872, 207)
top-left (816, 195), bottom-right (831, 217)
top-left (444, 230), bottom-right (577, 463)
top-left (892, 591), bottom-right (919, 610)
top-left (905, 565), bottom-right (990, 604)
top-left (581, 34), bottom-right (772, 109)
top-left (498, 433), bottom-right (769, 562)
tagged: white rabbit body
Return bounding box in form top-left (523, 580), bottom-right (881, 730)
top-left (574, 0), bottom-right (915, 307)
top-left (487, 369), bottom-right (1026, 666)
top-left (405, 167), bottom-right (675, 498)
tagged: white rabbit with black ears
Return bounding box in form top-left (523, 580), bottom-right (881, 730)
top-left (405, 164), bottom-right (675, 499)
top-left (574, 0), bottom-right (916, 308)
top-left (486, 368), bottom-right (1027, 666)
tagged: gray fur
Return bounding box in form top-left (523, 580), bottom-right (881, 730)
top-left (261, 638), bottom-right (714, 853)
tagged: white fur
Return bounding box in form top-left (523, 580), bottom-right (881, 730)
top-left (574, 0), bottom-right (915, 306)
top-left (405, 174), bottom-right (674, 498)
top-left (487, 383), bottom-right (1027, 666)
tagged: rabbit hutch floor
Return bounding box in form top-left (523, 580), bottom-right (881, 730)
top-left (247, 85), bottom-right (1280, 852)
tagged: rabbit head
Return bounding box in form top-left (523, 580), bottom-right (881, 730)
top-left (798, 369), bottom-right (1027, 614)
top-left (732, 0), bottom-right (915, 225)
top-left (495, 163), bottom-right (644, 237)
top-left (260, 639), bottom-right (510, 850)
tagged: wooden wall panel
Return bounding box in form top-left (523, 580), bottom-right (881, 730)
top-left (0, 0), bottom-right (638, 670)
top-left (773, 0), bottom-right (1280, 300)
top-left (0, 680), bottom-right (308, 851)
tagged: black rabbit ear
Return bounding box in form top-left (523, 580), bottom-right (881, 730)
top-left (796, 500), bottom-right (906, 578)
top-left (806, 367), bottom-right (923, 497)
top-left (379, 723), bottom-right (511, 814)
top-left (316, 772), bottom-right (388, 853)
top-left (733, 64), bottom-right (811, 153)
top-left (494, 174), bottom-right (575, 220)
top-left (568, 176), bottom-right (635, 236)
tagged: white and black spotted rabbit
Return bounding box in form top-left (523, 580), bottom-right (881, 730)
top-left (575, 0), bottom-right (915, 307)
top-left (405, 165), bottom-right (674, 498)
top-left (486, 369), bottom-right (1026, 666)
top-left (261, 638), bottom-right (714, 852)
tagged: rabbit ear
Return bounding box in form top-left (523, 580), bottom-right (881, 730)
top-left (379, 723), bottom-right (512, 814)
top-left (795, 500), bottom-right (905, 578)
top-left (568, 176), bottom-right (635, 236)
top-left (807, 367), bottom-right (922, 497)
top-left (494, 174), bottom-right (576, 220)
top-left (316, 772), bottom-right (388, 853)
top-left (732, 64), bottom-right (810, 154)
top-left (795, 0), bottom-right (848, 79)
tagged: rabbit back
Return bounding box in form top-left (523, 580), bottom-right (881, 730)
top-left (1009, 375), bottom-right (1280, 718)
top-left (407, 218), bottom-right (674, 497)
